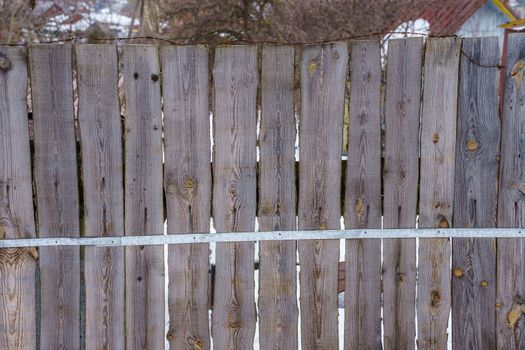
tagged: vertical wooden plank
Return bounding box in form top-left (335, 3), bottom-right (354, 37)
top-left (162, 45), bottom-right (211, 350)
top-left (29, 45), bottom-right (80, 349)
top-left (0, 46), bottom-right (37, 349)
top-left (122, 45), bottom-right (165, 349)
top-left (497, 32), bottom-right (525, 350)
top-left (344, 40), bottom-right (382, 350)
top-left (452, 37), bottom-right (499, 350)
top-left (76, 44), bottom-right (125, 350)
top-left (298, 42), bottom-right (347, 349)
top-left (212, 46), bottom-right (257, 349)
top-left (417, 37), bottom-right (461, 350)
top-left (382, 38), bottom-right (423, 350)
top-left (258, 45), bottom-right (297, 350)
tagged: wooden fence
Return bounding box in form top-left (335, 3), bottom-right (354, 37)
top-left (0, 33), bottom-right (523, 349)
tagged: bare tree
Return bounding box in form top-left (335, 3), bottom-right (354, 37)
top-left (154, 0), bottom-right (438, 44)
top-left (0, 0), bottom-right (35, 44)
top-left (0, 0), bottom-right (487, 45)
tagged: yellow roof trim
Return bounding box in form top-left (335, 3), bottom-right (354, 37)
top-left (493, 0), bottom-right (518, 21)
top-left (500, 18), bottom-right (525, 28)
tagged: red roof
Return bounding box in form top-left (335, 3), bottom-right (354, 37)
top-left (393, 0), bottom-right (487, 35)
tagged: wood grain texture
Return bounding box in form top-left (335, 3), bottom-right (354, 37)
top-left (76, 44), bottom-right (125, 350)
top-left (417, 37), bottom-right (460, 350)
top-left (344, 40), bottom-right (382, 350)
top-left (122, 45), bottom-right (165, 349)
top-left (258, 45), bottom-right (297, 350)
top-left (162, 45), bottom-right (211, 350)
top-left (382, 38), bottom-right (423, 350)
top-left (0, 46), bottom-right (37, 349)
top-left (497, 32), bottom-right (525, 350)
top-left (212, 46), bottom-right (257, 349)
top-left (452, 37), bottom-right (499, 350)
top-left (298, 42), bottom-right (347, 349)
top-left (29, 45), bottom-right (80, 349)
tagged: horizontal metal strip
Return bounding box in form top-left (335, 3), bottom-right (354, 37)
top-left (0, 228), bottom-right (522, 248)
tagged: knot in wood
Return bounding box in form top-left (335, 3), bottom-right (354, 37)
top-left (438, 216), bottom-right (449, 228)
top-left (480, 280), bottom-right (489, 287)
top-left (432, 132), bottom-right (440, 144)
top-left (397, 101), bottom-right (407, 115)
top-left (466, 139), bottom-right (478, 151)
top-left (431, 290), bottom-right (441, 307)
top-left (309, 60), bottom-right (316, 75)
top-left (507, 304), bottom-right (525, 328)
top-left (227, 310), bottom-right (241, 329)
top-left (453, 268), bottom-right (463, 278)
top-left (355, 198), bottom-right (366, 218)
top-left (259, 204), bottom-right (273, 216)
top-left (166, 330), bottom-right (175, 341)
top-left (26, 247), bottom-right (38, 260)
top-left (184, 177), bottom-right (195, 189)
top-left (0, 54), bottom-right (11, 72)
top-left (512, 60), bottom-right (525, 88)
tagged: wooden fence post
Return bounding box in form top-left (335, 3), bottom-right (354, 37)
top-left (122, 45), bottom-right (165, 349)
top-left (417, 37), bottom-right (461, 349)
top-left (30, 45), bottom-right (81, 349)
top-left (382, 37), bottom-right (423, 350)
top-left (76, 44), bottom-right (125, 349)
top-left (298, 42), bottom-right (347, 349)
top-left (0, 46), bottom-right (37, 349)
top-left (212, 46), bottom-right (258, 349)
top-left (258, 45), bottom-right (298, 350)
top-left (452, 36), bottom-right (500, 349)
top-left (344, 40), bottom-right (382, 350)
top-left (497, 32), bottom-right (525, 350)
top-left (162, 45), bottom-right (212, 350)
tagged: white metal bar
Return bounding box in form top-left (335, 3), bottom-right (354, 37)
top-left (0, 228), bottom-right (522, 248)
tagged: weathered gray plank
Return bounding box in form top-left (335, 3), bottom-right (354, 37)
top-left (162, 45), bottom-right (211, 350)
top-left (76, 44), bottom-right (125, 350)
top-left (29, 45), bottom-right (80, 349)
top-left (122, 45), bottom-right (165, 349)
top-left (344, 40), bottom-right (382, 350)
top-left (0, 46), bottom-right (37, 349)
top-left (382, 38), bottom-right (423, 350)
top-left (211, 46), bottom-right (257, 349)
top-left (298, 42), bottom-right (347, 349)
top-left (417, 37), bottom-right (461, 349)
top-left (452, 36), bottom-right (499, 350)
top-left (497, 32), bottom-right (525, 350)
top-left (258, 45), bottom-right (297, 350)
